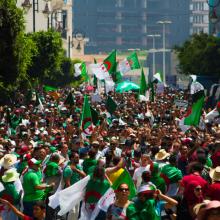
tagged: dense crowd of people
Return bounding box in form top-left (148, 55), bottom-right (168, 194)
top-left (0, 85), bottom-right (219, 220)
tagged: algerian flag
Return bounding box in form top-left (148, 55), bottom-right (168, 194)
top-left (106, 96), bottom-right (117, 115)
top-left (180, 81), bottom-right (205, 129)
top-left (205, 102), bottom-right (220, 123)
top-left (118, 52), bottom-right (140, 74)
top-left (90, 106), bottom-right (99, 125)
top-left (74, 62), bottom-right (89, 82)
top-left (139, 68), bottom-right (148, 95)
top-left (153, 72), bottom-right (163, 83)
top-left (89, 63), bottom-right (110, 80)
top-left (103, 50), bottom-right (117, 75)
top-left (80, 95), bottom-right (94, 136)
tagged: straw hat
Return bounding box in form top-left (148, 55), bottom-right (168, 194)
top-left (2, 168), bottom-right (19, 183)
top-left (155, 149), bottom-right (170, 161)
top-left (209, 166), bottom-right (220, 181)
top-left (0, 154), bottom-right (17, 169)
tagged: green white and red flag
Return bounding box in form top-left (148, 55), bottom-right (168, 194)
top-left (118, 52), bottom-right (140, 74)
top-left (103, 50), bottom-right (117, 75)
top-left (80, 95), bottom-right (94, 136)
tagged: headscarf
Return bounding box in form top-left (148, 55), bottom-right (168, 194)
top-left (184, 181), bottom-right (204, 206)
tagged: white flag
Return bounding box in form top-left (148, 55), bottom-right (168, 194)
top-left (205, 108), bottom-right (219, 123)
top-left (89, 63), bottom-right (110, 80)
top-left (58, 175), bottom-right (90, 216)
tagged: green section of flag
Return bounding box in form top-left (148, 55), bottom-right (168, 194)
top-left (64, 92), bottom-right (74, 106)
top-left (106, 96), bottom-right (117, 114)
top-left (104, 50), bottom-right (117, 75)
top-left (115, 71), bottom-right (123, 83)
top-left (81, 62), bottom-right (89, 82)
top-left (43, 85), bottom-right (57, 92)
top-left (112, 169), bottom-right (136, 199)
top-left (139, 68), bottom-right (148, 95)
top-left (90, 106), bottom-right (99, 125)
top-left (80, 95), bottom-right (93, 135)
top-left (184, 96), bottom-right (204, 126)
top-left (127, 52), bottom-right (140, 69)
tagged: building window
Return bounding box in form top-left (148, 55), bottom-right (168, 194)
top-left (115, 0), bottom-right (124, 8)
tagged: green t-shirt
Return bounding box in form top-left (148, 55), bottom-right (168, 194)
top-left (63, 164), bottom-right (82, 186)
top-left (0, 182), bottom-right (20, 205)
top-left (23, 170), bottom-right (45, 202)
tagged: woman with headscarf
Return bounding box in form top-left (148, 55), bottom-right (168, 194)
top-left (177, 181), bottom-right (204, 220)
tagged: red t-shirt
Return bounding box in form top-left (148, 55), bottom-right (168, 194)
top-left (207, 183), bottom-right (220, 201)
top-left (181, 173), bottom-right (208, 195)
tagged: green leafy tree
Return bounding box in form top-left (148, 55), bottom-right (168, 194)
top-left (28, 30), bottom-right (64, 84)
top-left (175, 33), bottom-right (220, 76)
top-left (0, 0), bottom-right (36, 102)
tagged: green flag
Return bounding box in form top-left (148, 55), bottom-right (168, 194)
top-left (90, 106), bottom-right (99, 125)
top-left (81, 62), bottom-right (89, 82)
top-left (112, 169), bottom-right (136, 199)
top-left (64, 92), bottom-right (74, 106)
top-left (106, 96), bottom-right (117, 114)
top-left (104, 50), bottom-right (117, 75)
top-left (153, 71), bottom-right (163, 83)
top-left (139, 68), bottom-right (147, 95)
top-left (43, 85), bottom-right (58, 92)
top-left (80, 95), bottom-right (93, 136)
top-left (184, 96), bottom-right (204, 126)
top-left (127, 52), bottom-right (140, 69)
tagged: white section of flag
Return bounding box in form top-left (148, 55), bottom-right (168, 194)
top-left (118, 59), bottom-right (131, 74)
top-left (205, 108), bottom-right (219, 123)
top-left (190, 82), bottom-right (204, 95)
top-left (74, 63), bottom-right (82, 77)
top-left (89, 63), bottom-right (110, 80)
top-left (57, 175), bottom-right (90, 216)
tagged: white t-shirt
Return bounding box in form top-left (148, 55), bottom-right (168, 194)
top-left (133, 165), bottom-right (150, 189)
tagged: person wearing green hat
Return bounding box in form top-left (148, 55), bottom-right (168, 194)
top-left (22, 158), bottom-right (54, 218)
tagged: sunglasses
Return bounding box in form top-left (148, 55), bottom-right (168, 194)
top-left (118, 188), bottom-right (129, 192)
top-left (195, 187), bottom-right (202, 192)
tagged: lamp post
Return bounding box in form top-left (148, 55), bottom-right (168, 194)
top-left (22, 0), bottom-right (51, 32)
top-left (147, 34), bottom-right (161, 76)
top-left (157, 20), bottom-right (172, 84)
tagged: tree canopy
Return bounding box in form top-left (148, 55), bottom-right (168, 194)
top-left (175, 33), bottom-right (220, 77)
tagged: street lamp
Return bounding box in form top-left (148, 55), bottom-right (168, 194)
top-left (22, 0), bottom-right (51, 32)
top-left (157, 20), bottom-right (172, 84)
top-left (147, 34), bottom-right (161, 76)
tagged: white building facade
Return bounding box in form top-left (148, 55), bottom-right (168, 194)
top-left (16, 0), bottom-right (73, 58)
top-left (189, 0), bottom-right (209, 34)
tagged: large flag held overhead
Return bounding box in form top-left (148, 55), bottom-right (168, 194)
top-left (115, 81), bottom-right (140, 93)
top-left (179, 81), bottom-right (205, 130)
top-left (139, 68), bottom-right (148, 95)
top-left (43, 85), bottom-right (58, 92)
top-left (118, 52), bottom-right (141, 74)
top-left (74, 62), bottom-right (89, 82)
top-left (103, 50), bottom-right (117, 75)
top-left (80, 95), bottom-right (94, 136)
